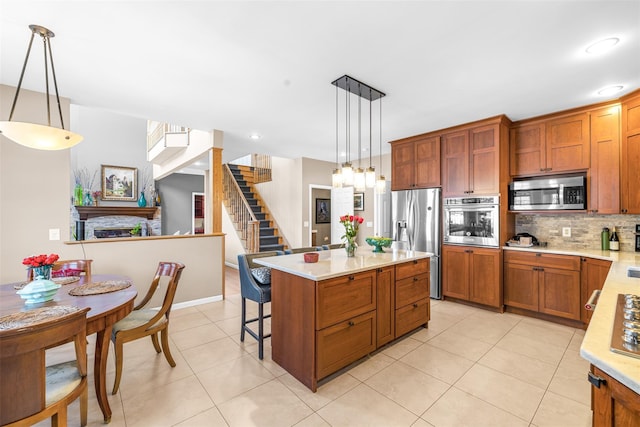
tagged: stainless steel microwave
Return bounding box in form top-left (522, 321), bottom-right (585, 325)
top-left (509, 175), bottom-right (586, 211)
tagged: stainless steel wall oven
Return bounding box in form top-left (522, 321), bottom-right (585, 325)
top-left (443, 196), bottom-right (499, 247)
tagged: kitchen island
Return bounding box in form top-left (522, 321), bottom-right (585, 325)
top-left (255, 248), bottom-right (432, 391)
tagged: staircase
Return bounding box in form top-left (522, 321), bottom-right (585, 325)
top-left (224, 163), bottom-right (287, 252)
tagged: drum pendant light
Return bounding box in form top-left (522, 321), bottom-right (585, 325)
top-left (0, 25), bottom-right (83, 150)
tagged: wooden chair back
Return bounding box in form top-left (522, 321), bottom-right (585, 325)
top-left (26, 259), bottom-right (93, 281)
top-left (133, 261), bottom-right (185, 323)
top-left (0, 306), bottom-right (90, 426)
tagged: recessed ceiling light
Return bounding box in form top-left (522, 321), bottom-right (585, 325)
top-left (597, 85), bottom-right (624, 96)
top-left (249, 133), bottom-right (261, 140)
top-left (585, 37), bottom-right (620, 54)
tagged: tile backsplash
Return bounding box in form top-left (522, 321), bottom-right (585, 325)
top-left (516, 213), bottom-right (640, 252)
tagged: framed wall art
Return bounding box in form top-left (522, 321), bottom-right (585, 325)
top-left (101, 165), bottom-right (137, 201)
top-left (354, 193), bottom-right (364, 211)
top-left (315, 198), bottom-right (331, 224)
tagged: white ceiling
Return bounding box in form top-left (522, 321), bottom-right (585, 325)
top-left (1, 1), bottom-right (639, 165)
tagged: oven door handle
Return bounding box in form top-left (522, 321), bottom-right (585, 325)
top-left (585, 289), bottom-right (601, 311)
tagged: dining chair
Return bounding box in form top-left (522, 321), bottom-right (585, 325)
top-left (322, 243), bottom-right (344, 250)
top-left (110, 261), bottom-right (185, 394)
top-left (0, 306), bottom-right (90, 427)
top-left (238, 251), bottom-right (282, 359)
top-left (26, 259), bottom-right (93, 281)
top-left (283, 246), bottom-right (322, 254)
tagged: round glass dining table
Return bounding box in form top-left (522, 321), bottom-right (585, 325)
top-left (0, 274), bottom-right (137, 423)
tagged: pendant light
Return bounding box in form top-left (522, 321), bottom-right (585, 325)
top-left (331, 75), bottom-right (385, 190)
top-left (0, 25), bottom-right (83, 150)
top-left (332, 84), bottom-right (343, 188)
top-left (376, 97), bottom-right (387, 194)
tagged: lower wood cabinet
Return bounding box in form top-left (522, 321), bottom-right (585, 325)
top-left (589, 365), bottom-right (640, 426)
top-left (271, 258), bottom-right (430, 392)
top-left (442, 245), bottom-right (502, 309)
top-left (580, 257), bottom-right (612, 326)
top-left (504, 251), bottom-right (581, 321)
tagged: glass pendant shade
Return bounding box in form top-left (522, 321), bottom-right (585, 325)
top-left (342, 162), bottom-right (354, 186)
top-left (1, 25), bottom-right (83, 150)
top-left (376, 175), bottom-right (387, 194)
top-left (0, 121), bottom-right (83, 150)
top-left (332, 168), bottom-right (343, 188)
top-left (353, 167), bottom-right (365, 192)
top-left (365, 166), bottom-right (376, 188)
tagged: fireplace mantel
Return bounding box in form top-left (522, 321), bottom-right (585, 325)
top-left (75, 206), bottom-right (158, 220)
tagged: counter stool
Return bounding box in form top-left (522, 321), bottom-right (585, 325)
top-left (238, 251), bottom-right (282, 359)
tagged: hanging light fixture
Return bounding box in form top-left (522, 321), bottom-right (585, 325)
top-left (331, 75), bottom-right (385, 190)
top-left (0, 25), bottom-right (83, 150)
top-left (376, 96), bottom-right (387, 194)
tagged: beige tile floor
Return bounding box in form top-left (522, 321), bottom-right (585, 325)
top-left (40, 269), bottom-right (593, 427)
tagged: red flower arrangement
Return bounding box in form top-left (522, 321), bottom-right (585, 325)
top-left (22, 253), bottom-right (59, 268)
top-left (339, 214), bottom-right (364, 247)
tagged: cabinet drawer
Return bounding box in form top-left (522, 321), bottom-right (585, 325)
top-left (395, 298), bottom-right (429, 337)
top-left (504, 251), bottom-right (580, 271)
top-left (395, 258), bottom-right (429, 280)
top-left (395, 273), bottom-right (429, 307)
top-left (316, 271), bottom-right (376, 329)
top-left (316, 311), bottom-right (376, 379)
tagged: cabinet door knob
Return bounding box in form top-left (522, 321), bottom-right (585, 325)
top-left (413, 303), bottom-right (419, 308)
top-left (348, 320), bottom-right (355, 327)
top-left (414, 277), bottom-right (419, 281)
top-left (588, 372), bottom-right (606, 389)
top-left (349, 275), bottom-right (355, 281)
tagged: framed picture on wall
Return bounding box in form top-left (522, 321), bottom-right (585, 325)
top-left (316, 198), bottom-right (331, 223)
top-left (101, 165), bottom-right (137, 201)
top-left (354, 193), bottom-right (364, 211)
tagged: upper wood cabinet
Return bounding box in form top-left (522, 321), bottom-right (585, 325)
top-left (510, 112), bottom-right (590, 177)
top-left (390, 135), bottom-right (440, 190)
top-left (442, 123), bottom-right (501, 197)
top-left (588, 105), bottom-right (620, 214)
top-left (621, 90), bottom-right (640, 214)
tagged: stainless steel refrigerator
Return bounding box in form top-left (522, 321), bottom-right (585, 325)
top-left (391, 188), bottom-right (442, 299)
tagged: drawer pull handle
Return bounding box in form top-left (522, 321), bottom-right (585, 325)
top-left (349, 275), bottom-right (355, 281)
top-left (585, 290), bottom-right (601, 311)
top-left (413, 260), bottom-right (418, 264)
top-left (413, 303), bottom-right (419, 308)
top-left (535, 253), bottom-right (542, 257)
top-left (414, 277), bottom-right (419, 281)
top-left (588, 372), bottom-right (606, 388)
top-left (348, 321), bottom-right (355, 327)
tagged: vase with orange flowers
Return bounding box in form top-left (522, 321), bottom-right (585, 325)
top-left (339, 214), bottom-right (364, 257)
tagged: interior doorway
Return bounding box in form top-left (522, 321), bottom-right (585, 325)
top-left (192, 192), bottom-right (204, 234)
top-left (308, 185), bottom-right (332, 247)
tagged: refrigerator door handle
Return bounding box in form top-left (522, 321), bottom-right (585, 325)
top-left (407, 192), bottom-right (415, 249)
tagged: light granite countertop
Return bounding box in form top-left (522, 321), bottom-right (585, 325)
top-left (503, 245), bottom-right (640, 394)
top-left (254, 248), bottom-right (432, 281)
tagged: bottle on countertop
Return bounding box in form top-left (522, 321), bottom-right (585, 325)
top-left (601, 227), bottom-right (610, 251)
top-left (609, 226), bottom-right (620, 251)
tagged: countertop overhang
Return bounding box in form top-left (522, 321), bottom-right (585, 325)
top-left (254, 248), bottom-right (432, 281)
top-left (504, 245), bottom-right (640, 394)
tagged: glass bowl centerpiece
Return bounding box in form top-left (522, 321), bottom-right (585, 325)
top-left (365, 236), bottom-right (393, 253)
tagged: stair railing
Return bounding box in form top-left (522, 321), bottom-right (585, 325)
top-left (252, 154), bottom-right (272, 184)
top-left (223, 164), bottom-right (260, 252)
top-left (146, 122), bottom-right (190, 152)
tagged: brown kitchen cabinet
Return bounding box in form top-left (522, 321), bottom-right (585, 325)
top-left (271, 258), bottom-right (429, 392)
top-left (580, 257), bottom-right (612, 326)
top-left (510, 112), bottom-right (590, 177)
top-left (504, 250), bottom-right (581, 321)
top-left (589, 365), bottom-right (640, 426)
top-left (621, 90), bottom-right (640, 214)
top-left (390, 135), bottom-right (441, 190)
top-left (441, 123), bottom-right (501, 197)
top-left (395, 258), bottom-right (430, 337)
top-left (589, 105), bottom-right (621, 214)
top-left (376, 266), bottom-right (395, 347)
top-left (442, 245), bottom-right (502, 309)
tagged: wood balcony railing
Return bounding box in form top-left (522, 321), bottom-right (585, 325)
top-left (147, 122), bottom-right (190, 152)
